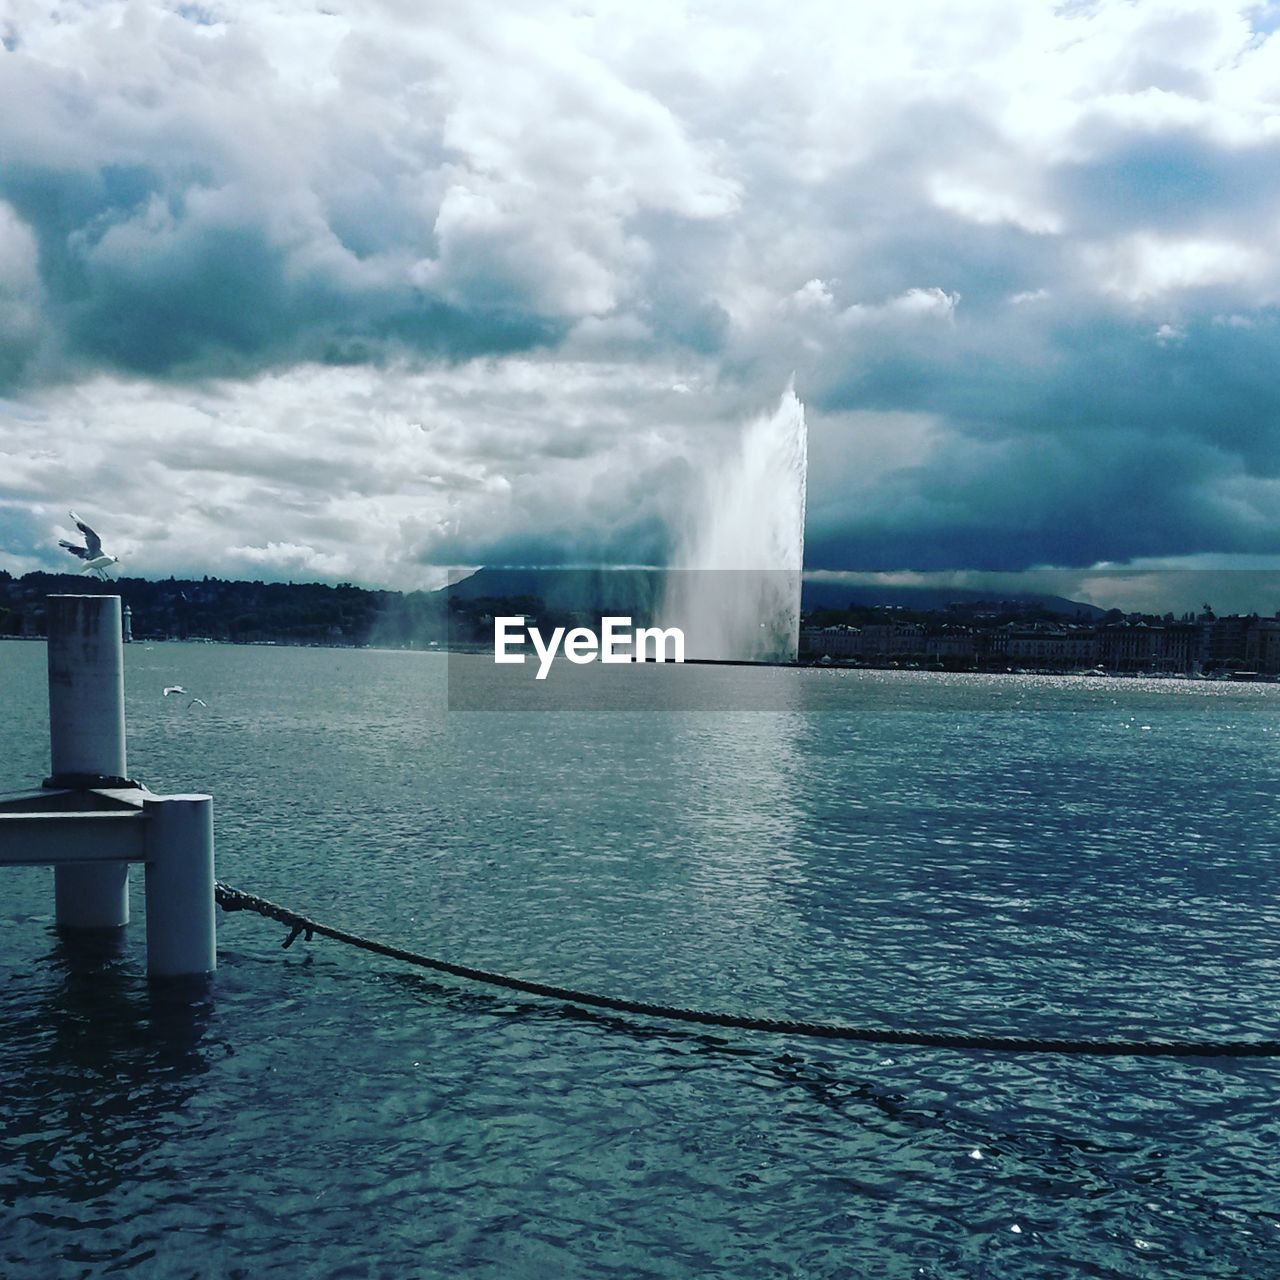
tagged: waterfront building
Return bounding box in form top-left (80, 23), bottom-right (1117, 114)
top-left (859, 621), bottom-right (925, 659)
top-left (1097, 620), bottom-right (1164, 672)
top-left (993, 625), bottom-right (1098, 668)
top-left (1159, 621), bottom-right (1207, 672)
top-left (1208, 615), bottom-right (1253, 668)
top-left (924, 628), bottom-right (977, 662)
top-left (799, 625), bottom-right (862, 658)
top-left (1244, 618), bottom-right (1280, 674)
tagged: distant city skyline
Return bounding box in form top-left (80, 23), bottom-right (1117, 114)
top-left (2, 1), bottom-right (1280, 588)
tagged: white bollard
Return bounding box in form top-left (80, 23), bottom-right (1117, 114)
top-left (47, 595), bottom-right (130, 928)
top-left (143, 795), bottom-right (216, 977)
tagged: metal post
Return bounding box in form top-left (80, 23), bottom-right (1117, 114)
top-left (143, 795), bottom-right (216, 977)
top-left (47, 595), bottom-right (130, 928)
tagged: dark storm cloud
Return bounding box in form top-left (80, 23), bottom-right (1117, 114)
top-left (426, 515), bottom-right (672, 571)
top-left (807, 424), bottom-right (1262, 570)
top-left (0, 161), bottom-right (565, 386)
top-left (807, 302), bottom-right (1280, 569)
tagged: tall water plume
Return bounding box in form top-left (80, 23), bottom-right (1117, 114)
top-left (661, 384), bottom-right (807, 662)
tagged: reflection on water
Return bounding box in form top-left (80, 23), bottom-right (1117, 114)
top-left (665, 708), bottom-right (807, 938)
top-left (2, 643), bottom-right (1280, 1278)
top-left (3, 932), bottom-right (215, 1223)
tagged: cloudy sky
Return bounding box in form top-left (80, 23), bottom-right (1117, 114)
top-left (2, 0), bottom-right (1279, 604)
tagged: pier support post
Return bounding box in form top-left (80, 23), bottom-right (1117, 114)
top-left (144, 795), bottom-right (216, 977)
top-left (47, 595), bottom-right (130, 928)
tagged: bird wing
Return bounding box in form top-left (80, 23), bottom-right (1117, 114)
top-left (71, 513), bottom-right (103, 559)
top-left (58, 539), bottom-right (90, 561)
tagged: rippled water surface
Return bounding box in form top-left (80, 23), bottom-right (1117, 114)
top-left (3, 642), bottom-right (1280, 1278)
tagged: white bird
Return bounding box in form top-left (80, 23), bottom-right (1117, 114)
top-left (164, 685), bottom-right (206, 709)
top-left (59, 511), bottom-right (119, 580)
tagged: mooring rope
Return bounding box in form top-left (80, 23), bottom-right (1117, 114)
top-left (214, 881), bottom-right (1280, 1059)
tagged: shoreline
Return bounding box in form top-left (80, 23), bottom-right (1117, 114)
top-left (4, 633), bottom-right (1272, 681)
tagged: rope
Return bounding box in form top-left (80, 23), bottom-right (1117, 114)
top-left (214, 882), bottom-right (1280, 1060)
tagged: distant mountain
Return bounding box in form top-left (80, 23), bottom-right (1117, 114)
top-left (798, 580), bottom-right (1107, 619)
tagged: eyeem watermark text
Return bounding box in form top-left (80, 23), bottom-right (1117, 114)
top-left (494, 616), bottom-right (685, 679)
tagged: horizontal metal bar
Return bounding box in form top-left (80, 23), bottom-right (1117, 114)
top-left (0, 811), bottom-right (149, 865)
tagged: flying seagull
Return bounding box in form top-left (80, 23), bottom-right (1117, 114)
top-left (164, 685), bottom-right (207, 710)
top-left (58, 511), bottom-right (119, 580)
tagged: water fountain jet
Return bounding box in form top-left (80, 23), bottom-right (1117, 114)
top-left (661, 384), bottom-right (807, 662)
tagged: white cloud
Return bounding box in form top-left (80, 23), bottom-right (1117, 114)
top-left (789, 279), bottom-right (835, 312)
top-left (927, 174), bottom-right (1063, 235)
top-left (3, 357), bottom-right (730, 585)
top-left (224, 540), bottom-right (353, 579)
top-left (839, 288), bottom-right (961, 328)
top-left (1084, 233), bottom-right (1274, 302)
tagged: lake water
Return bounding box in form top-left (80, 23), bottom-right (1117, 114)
top-left (2, 641), bottom-right (1280, 1278)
